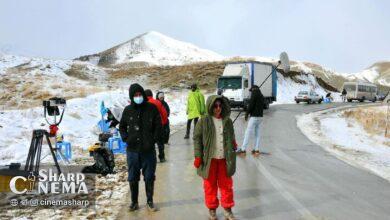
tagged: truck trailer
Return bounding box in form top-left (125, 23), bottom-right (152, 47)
top-left (217, 61), bottom-right (277, 109)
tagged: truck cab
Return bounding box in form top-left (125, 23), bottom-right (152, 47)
top-left (217, 63), bottom-right (250, 108)
top-left (217, 62), bottom-right (277, 109)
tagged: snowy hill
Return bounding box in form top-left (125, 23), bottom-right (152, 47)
top-left (340, 61), bottom-right (390, 87)
top-left (77, 31), bottom-right (224, 66)
top-left (0, 53), bottom-right (108, 109)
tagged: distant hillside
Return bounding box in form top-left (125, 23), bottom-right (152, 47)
top-left (76, 31), bottom-right (224, 67)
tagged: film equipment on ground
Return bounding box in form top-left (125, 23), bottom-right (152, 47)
top-left (26, 97), bottom-right (69, 174)
top-left (232, 52), bottom-right (290, 124)
top-left (0, 98), bottom-right (68, 188)
top-left (82, 102), bottom-right (116, 175)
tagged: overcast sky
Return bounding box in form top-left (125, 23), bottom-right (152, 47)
top-left (1, 0), bottom-right (389, 72)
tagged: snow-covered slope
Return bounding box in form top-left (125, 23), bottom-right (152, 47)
top-left (339, 61), bottom-right (390, 87)
top-left (0, 53), bottom-right (107, 109)
top-left (0, 53), bottom-right (71, 76)
top-left (79, 31), bottom-right (224, 66)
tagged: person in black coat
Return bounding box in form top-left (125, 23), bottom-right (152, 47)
top-left (341, 89), bottom-right (347, 102)
top-left (119, 83), bottom-right (162, 212)
top-left (156, 91), bottom-right (171, 144)
top-left (237, 85), bottom-right (265, 155)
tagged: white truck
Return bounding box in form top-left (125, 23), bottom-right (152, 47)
top-left (217, 61), bottom-right (278, 109)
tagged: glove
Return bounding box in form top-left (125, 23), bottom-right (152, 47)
top-left (194, 157), bottom-right (202, 168)
top-left (232, 140), bottom-right (238, 151)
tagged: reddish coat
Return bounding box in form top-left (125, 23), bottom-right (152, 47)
top-left (147, 96), bottom-right (168, 125)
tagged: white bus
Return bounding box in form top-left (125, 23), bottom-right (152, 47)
top-left (342, 82), bottom-right (378, 102)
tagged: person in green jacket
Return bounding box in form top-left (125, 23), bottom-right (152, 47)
top-left (193, 95), bottom-right (237, 220)
top-left (184, 83), bottom-right (206, 139)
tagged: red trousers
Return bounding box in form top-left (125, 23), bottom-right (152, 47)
top-left (203, 159), bottom-right (234, 209)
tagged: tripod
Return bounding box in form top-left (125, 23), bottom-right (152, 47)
top-left (25, 129), bottom-right (62, 174)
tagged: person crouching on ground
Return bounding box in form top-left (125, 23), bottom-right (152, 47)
top-left (119, 83), bottom-right (162, 212)
top-left (193, 95), bottom-right (238, 220)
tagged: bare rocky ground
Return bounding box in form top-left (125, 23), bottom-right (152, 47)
top-left (0, 152), bottom-right (129, 220)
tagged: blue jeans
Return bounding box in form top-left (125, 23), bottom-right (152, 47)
top-left (241, 117), bottom-right (262, 151)
top-left (126, 150), bottom-right (157, 182)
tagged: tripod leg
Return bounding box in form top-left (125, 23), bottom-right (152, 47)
top-left (35, 134), bottom-right (43, 174)
top-left (45, 132), bottom-right (62, 174)
top-left (25, 131), bottom-right (37, 171)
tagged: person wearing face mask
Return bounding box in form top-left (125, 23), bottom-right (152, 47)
top-left (193, 95), bottom-right (238, 220)
top-left (184, 83), bottom-right (206, 139)
top-left (119, 83), bottom-right (162, 212)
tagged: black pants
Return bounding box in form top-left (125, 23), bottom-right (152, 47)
top-left (186, 117), bottom-right (199, 136)
top-left (157, 142), bottom-right (165, 160)
top-left (163, 120), bottom-right (170, 144)
top-left (126, 151), bottom-right (156, 182)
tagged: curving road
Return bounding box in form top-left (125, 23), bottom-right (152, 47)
top-left (118, 103), bottom-right (390, 220)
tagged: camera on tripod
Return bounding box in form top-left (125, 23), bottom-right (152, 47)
top-left (43, 97), bottom-right (66, 116)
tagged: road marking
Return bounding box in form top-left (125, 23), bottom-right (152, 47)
top-left (253, 158), bottom-right (317, 220)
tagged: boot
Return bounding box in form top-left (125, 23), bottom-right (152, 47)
top-left (209, 209), bottom-right (217, 220)
top-left (224, 208), bottom-right (235, 220)
top-left (184, 134), bottom-right (189, 139)
top-left (158, 143), bottom-right (166, 162)
top-left (129, 181), bottom-right (139, 211)
top-left (145, 181), bottom-right (157, 212)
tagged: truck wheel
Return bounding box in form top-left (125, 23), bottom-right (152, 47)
top-left (347, 99), bottom-right (352, 102)
top-left (296, 101), bottom-right (300, 104)
top-left (372, 97), bottom-right (377, 102)
top-left (360, 97), bottom-right (365, 102)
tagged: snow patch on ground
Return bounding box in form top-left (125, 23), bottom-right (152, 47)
top-left (0, 89), bottom-right (189, 166)
top-left (275, 72), bottom-right (341, 104)
top-left (297, 106), bottom-right (390, 181)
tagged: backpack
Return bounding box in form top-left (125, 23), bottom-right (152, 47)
top-left (82, 147), bottom-right (115, 176)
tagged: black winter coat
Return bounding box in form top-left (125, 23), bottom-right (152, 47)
top-left (160, 100), bottom-right (170, 117)
top-left (156, 92), bottom-right (170, 117)
top-left (246, 88), bottom-right (265, 117)
top-left (119, 84), bottom-right (162, 153)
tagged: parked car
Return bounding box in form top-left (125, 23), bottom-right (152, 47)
top-left (376, 93), bottom-right (387, 102)
top-left (295, 91), bottom-right (323, 104)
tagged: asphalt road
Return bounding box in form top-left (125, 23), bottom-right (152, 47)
top-left (118, 102), bottom-right (390, 220)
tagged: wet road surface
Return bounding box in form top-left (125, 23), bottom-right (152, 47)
top-left (118, 103), bottom-right (390, 220)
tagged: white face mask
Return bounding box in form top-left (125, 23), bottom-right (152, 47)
top-left (133, 96), bottom-right (144, 104)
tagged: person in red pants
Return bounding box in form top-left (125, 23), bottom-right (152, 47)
top-left (193, 95), bottom-right (237, 220)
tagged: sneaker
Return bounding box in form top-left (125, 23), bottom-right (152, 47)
top-left (236, 149), bottom-right (246, 154)
top-left (224, 208), bottom-right (235, 220)
top-left (184, 134), bottom-right (189, 139)
top-left (209, 209), bottom-right (217, 220)
top-left (129, 202), bottom-right (139, 211)
top-left (147, 201), bottom-right (157, 212)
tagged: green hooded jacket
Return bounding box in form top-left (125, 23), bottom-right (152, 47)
top-left (187, 88), bottom-right (206, 120)
top-left (193, 95), bottom-right (237, 179)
